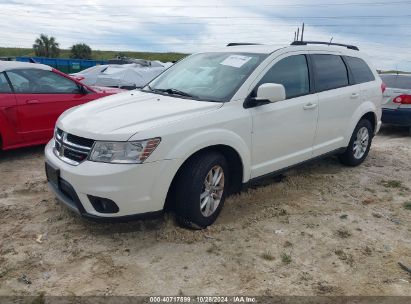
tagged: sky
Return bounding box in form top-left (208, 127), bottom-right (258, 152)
top-left (0, 0), bottom-right (411, 71)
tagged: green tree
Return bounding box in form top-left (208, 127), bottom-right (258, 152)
top-left (115, 52), bottom-right (126, 58)
top-left (70, 43), bottom-right (92, 59)
top-left (33, 34), bottom-right (60, 58)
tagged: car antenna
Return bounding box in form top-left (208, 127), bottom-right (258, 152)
top-left (296, 27), bottom-right (300, 41)
top-left (301, 23), bottom-right (305, 41)
top-left (329, 37), bottom-right (334, 45)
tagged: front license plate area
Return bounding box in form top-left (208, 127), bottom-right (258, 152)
top-left (45, 162), bottom-right (60, 187)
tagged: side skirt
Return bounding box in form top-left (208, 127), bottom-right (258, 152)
top-left (242, 147), bottom-right (347, 190)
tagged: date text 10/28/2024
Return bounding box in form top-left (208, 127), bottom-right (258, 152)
top-left (149, 296), bottom-right (257, 303)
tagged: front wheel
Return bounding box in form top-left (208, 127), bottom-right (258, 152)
top-left (174, 152), bottom-right (229, 229)
top-left (339, 119), bottom-right (373, 166)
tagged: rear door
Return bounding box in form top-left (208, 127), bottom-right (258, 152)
top-left (6, 69), bottom-right (94, 143)
top-left (310, 53), bottom-right (359, 157)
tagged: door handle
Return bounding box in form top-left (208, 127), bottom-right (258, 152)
top-left (25, 99), bottom-right (40, 104)
top-left (303, 103), bottom-right (317, 110)
top-left (350, 93), bottom-right (360, 99)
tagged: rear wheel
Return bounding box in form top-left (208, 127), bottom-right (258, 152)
top-left (174, 152), bottom-right (228, 229)
top-left (339, 119), bottom-right (373, 166)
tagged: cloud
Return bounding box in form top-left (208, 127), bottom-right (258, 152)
top-left (0, 0), bottom-right (410, 70)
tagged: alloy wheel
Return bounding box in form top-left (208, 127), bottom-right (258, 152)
top-left (200, 165), bottom-right (225, 217)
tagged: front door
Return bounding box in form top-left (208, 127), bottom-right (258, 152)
top-left (6, 69), bottom-right (93, 143)
top-left (250, 54), bottom-right (319, 178)
top-left (0, 72), bottom-right (20, 148)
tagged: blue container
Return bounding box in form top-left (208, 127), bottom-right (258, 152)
top-left (15, 57), bottom-right (107, 73)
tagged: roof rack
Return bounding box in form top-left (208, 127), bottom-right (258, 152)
top-left (290, 41), bottom-right (359, 51)
top-left (227, 43), bottom-right (262, 47)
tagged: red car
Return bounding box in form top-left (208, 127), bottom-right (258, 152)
top-left (0, 61), bottom-right (124, 150)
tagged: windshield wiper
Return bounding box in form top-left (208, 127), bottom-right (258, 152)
top-left (155, 88), bottom-right (196, 98)
top-left (165, 88), bottom-right (193, 97)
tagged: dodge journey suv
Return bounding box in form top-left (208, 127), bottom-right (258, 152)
top-left (45, 41), bottom-right (383, 229)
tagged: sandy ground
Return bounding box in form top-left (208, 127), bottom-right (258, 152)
top-left (0, 126), bottom-right (410, 297)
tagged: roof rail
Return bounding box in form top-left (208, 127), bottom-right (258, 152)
top-left (227, 43), bottom-right (262, 47)
top-left (290, 41), bottom-right (359, 51)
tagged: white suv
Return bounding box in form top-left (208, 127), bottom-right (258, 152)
top-left (45, 42), bottom-right (383, 229)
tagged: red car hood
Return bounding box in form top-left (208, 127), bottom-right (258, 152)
top-left (90, 86), bottom-right (126, 94)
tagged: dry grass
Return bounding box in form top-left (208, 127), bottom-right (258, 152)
top-left (261, 251), bottom-right (275, 261)
top-left (281, 253), bottom-right (292, 264)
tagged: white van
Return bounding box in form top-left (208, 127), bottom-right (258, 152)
top-left (45, 41), bottom-right (383, 229)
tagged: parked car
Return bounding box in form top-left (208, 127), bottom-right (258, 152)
top-left (69, 65), bottom-right (109, 84)
top-left (70, 60), bottom-right (173, 90)
top-left (380, 73), bottom-right (411, 133)
top-left (45, 42), bottom-right (383, 229)
top-left (0, 61), bottom-right (124, 150)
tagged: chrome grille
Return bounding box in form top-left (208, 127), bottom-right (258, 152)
top-left (54, 128), bottom-right (94, 165)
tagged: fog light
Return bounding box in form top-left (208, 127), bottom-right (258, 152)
top-left (88, 195), bottom-right (119, 213)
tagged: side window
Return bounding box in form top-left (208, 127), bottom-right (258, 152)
top-left (6, 69), bottom-right (80, 94)
top-left (6, 71), bottom-right (30, 93)
top-left (345, 56), bottom-right (375, 84)
top-left (34, 70), bottom-right (80, 93)
top-left (258, 55), bottom-right (310, 99)
top-left (312, 54), bottom-right (349, 92)
top-left (0, 73), bottom-right (12, 93)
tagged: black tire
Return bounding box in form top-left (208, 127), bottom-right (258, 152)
top-left (339, 119), bottom-right (373, 167)
top-left (174, 151), bottom-right (229, 229)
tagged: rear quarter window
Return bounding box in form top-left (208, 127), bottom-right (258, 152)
top-left (312, 54), bottom-right (349, 92)
top-left (345, 56), bottom-right (375, 84)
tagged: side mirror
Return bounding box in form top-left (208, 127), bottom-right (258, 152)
top-left (244, 83), bottom-right (286, 108)
top-left (256, 83), bottom-right (286, 103)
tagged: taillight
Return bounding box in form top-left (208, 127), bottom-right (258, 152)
top-left (381, 82), bottom-right (386, 94)
top-left (393, 95), bottom-right (411, 104)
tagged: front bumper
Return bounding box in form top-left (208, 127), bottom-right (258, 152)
top-left (382, 107), bottom-right (411, 126)
top-left (44, 140), bottom-right (182, 219)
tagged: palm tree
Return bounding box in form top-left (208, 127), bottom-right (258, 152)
top-left (33, 34), bottom-right (60, 58)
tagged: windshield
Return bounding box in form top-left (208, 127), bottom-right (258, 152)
top-left (145, 52), bottom-right (267, 102)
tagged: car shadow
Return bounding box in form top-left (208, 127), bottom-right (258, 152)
top-left (378, 125), bottom-right (410, 137)
top-left (0, 145), bottom-right (45, 163)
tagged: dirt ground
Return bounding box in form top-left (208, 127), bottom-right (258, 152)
top-left (0, 126), bottom-right (410, 297)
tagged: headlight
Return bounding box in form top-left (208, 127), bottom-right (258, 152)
top-left (89, 138), bottom-right (161, 164)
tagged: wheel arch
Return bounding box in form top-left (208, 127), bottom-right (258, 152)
top-left (360, 112), bottom-right (377, 133)
top-left (164, 144), bottom-right (245, 211)
top-left (345, 102), bottom-right (379, 146)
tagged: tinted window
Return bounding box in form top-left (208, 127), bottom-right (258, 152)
top-left (312, 54), bottom-right (349, 92)
top-left (0, 73), bottom-right (12, 93)
top-left (6, 69), bottom-right (80, 94)
top-left (345, 56), bottom-right (375, 84)
top-left (380, 74), bottom-right (411, 90)
top-left (259, 55), bottom-right (310, 99)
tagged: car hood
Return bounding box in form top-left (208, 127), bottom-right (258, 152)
top-left (57, 91), bottom-right (223, 141)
